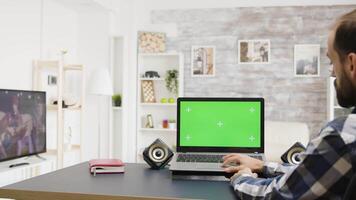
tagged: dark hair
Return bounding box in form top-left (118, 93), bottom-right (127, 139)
top-left (334, 9), bottom-right (356, 62)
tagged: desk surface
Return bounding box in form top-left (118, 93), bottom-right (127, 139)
top-left (0, 162), bottom-right (236, 200)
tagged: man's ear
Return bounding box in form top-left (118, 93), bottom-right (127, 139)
top-left (347, 53), bottom-right (356, 79)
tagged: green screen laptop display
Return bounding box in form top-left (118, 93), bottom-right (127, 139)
top-left (179, 101), bottom-right (261, 148)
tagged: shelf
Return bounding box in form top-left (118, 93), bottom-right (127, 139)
top-left (46, 145), bottom-right (81, 155)
top-left (34, 62), bottom-right (83, 71)
top-left (138, 52), bottom-right (180, 57)
top-left (113, 106), bottom-right (122, 110)
top-left (46, 149), bottom-right (57, 155)
top-left (47, 105), bottom-right (58, 110)
top-left (139, 78), bottom-right (164, 81)
top-left (139, 128), bottom-right (176, 132)
top-left (47, 104), bottom-right (82, 111)
top-left (35, 60), bottom-right (59, 69)
top-left (140, 103), bottom-right (176, 106)
top-left (64, 64), bottom-right (83, 71)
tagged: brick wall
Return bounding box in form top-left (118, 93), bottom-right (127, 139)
top-left (151, 6), bottom-right (356, 137)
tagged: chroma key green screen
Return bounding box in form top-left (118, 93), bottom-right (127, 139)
top-left (179, 101), bottom-right (261, 147)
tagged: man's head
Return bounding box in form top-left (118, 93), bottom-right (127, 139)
top-left (328, 9), bottom-right (356, 108)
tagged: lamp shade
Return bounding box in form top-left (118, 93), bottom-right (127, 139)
top-left (88, 68), bottom-right (113, 96)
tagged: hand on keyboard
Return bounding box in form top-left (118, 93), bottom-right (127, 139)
top-left (222, 153), bottom-right (264, 174)
top-left (223, 166), bottom-right (258, 179)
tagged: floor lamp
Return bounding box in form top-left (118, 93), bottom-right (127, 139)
top-left (89, 68), bottom-right (113, 158)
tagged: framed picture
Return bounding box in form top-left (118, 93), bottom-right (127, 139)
top-left (141, 80), bottom-right (156, 103)
top-left (238, 40), bottom-right (270, 64)
top-left (47, 75), bottom-right (57, 86)
top-left (191, 46), bottom-right (215, 77)
top-left (145, 114), bottom-right (154, 128)
top-left (294, 44), bottom-right (320, 77)
top-left (138, 32), bottom-right (166, 53)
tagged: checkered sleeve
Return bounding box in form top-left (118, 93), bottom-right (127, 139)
top-left (262, 161), bottom-right (296, 178)
top-left (230, 126), bottom-right (353, 199)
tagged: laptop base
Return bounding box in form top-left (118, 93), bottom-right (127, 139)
top-left (171, 170), bottom-right (232, 181)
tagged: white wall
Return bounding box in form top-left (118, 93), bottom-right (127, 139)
top-left (77, 11), bottom-right (111, 161)
top-left (42, 0), bottom-right (78, 62)
top-left (0, 0), bottom-right (41, 89)
top-left (0, 0), bottom-right (80, 89)
top-left (0, 0), bottom-right (111, 163)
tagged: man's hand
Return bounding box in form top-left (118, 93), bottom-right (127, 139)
top-left (222, 153), bottom-right (264, 173)
top-left (230, 166), bottom-right (258, 180)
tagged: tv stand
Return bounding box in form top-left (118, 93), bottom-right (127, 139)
top-left (0, 155), bottom-right (55, 187)
top-left (9, 162), bottom-right (29, 168)
top-left (24, 154), bottom-right (47, 161)
top-left (35, 154), bottom-right (47, 160)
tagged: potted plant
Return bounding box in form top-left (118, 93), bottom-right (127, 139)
top-left (165, 70), bottom-right (179, 96)
top-left (112, 94), bottom-right (122, 107)
top-left (168, 119), bottom-right (176, 130)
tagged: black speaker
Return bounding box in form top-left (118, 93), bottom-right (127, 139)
top-left (281, 142), bottom-right (306, 165)
top-left (143, 139), bottom-right (173, 169)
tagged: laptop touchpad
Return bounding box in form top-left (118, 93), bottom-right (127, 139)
top-left (196, 163), bottom-right (220, 169)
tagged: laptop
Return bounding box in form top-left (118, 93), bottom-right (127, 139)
top-left (169, 97), bottom-right (265, 173)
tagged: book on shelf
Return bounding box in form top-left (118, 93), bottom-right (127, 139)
top-left (89, 159), bottom-right (125, 176)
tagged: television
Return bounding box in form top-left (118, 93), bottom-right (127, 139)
top-left (0, 89), bottom-right (46, 162)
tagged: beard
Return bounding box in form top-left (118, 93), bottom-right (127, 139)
top-left (334, 72), bottom-right (356, 108)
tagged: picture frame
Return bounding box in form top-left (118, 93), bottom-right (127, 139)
top-left (141, 80), bottom-right (156, 103)
top-left (47, 75), bottom-right (57, 86)
top-left (294, 44), bottom-right (320, 77)
top-left (145, 114), bottom-right (154, 128)
top-left (238, 39), bottom-right (270, 64)
top-left (138, 31), bottom-right (166, 53)
top-left (191, 46), bottom-right (216, 77)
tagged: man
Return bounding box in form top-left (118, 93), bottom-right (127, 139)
top-left (223, 9), bottom-right (356, 199)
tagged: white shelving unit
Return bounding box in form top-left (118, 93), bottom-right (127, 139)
top-left (140, 103), bottom-right (177, 106)
top-left (327, 77), bottom-right (353, 120)
top-left (32, 59), bottom-right (85, 169)
top-left (136, 52), bottom-right (184, 162)
top-left (139, 128), bottom-right (177, 132)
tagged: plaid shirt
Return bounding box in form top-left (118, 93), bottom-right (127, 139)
top-left (231, 109), bottom-right (356, 199)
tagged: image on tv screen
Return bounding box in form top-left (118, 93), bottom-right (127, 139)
top-left (0, 89), bottom-right (46, 161)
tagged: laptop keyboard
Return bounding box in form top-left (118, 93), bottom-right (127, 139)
top-left (177, 154), bottom-right (224, 163)
top-left (176, 154), bottom-right (263, 163)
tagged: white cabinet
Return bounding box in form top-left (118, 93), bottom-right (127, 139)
top-left (0, 156), bottom-right (55, 187)
top-left (136, 52), bottom-right (184, 162)
top-left (327, 77), bottom-right (353, 120)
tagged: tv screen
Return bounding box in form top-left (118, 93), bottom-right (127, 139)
top-left (0, 89), bottom-right (46, 162)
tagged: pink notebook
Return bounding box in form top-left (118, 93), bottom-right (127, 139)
top-left (89, 159), bottom-right (125, 176)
